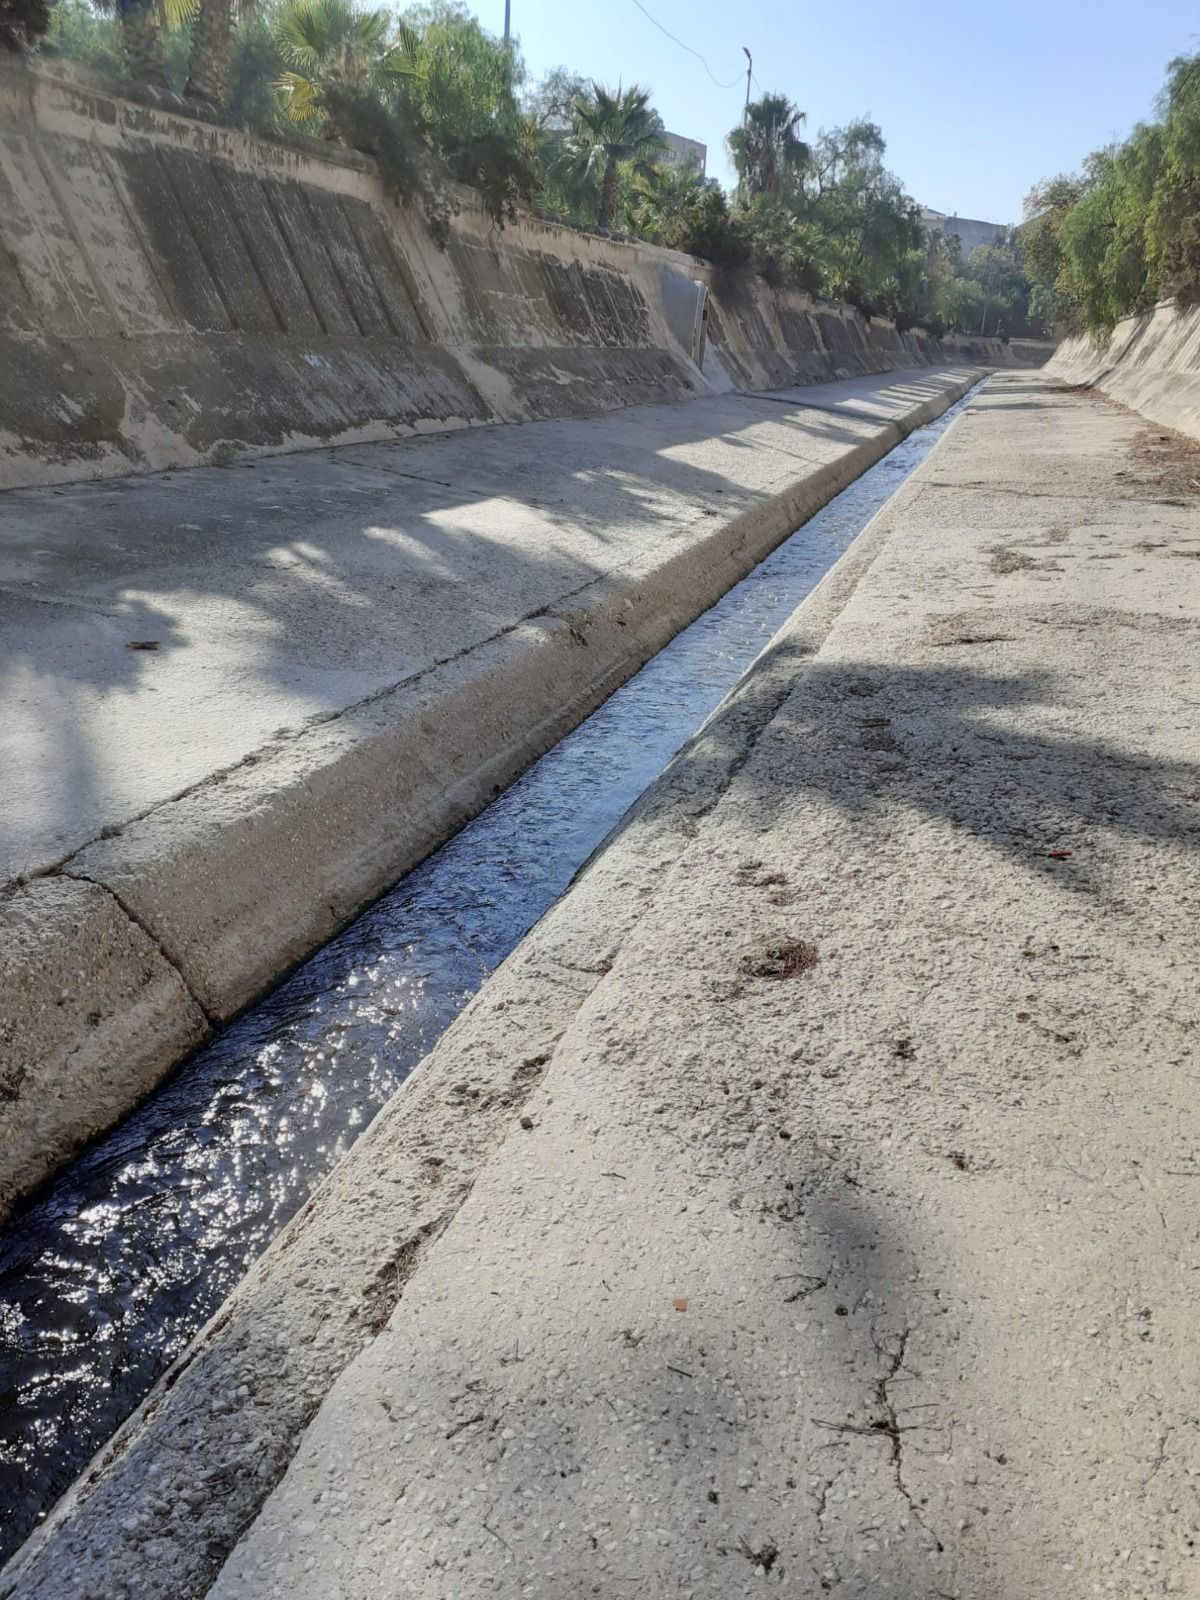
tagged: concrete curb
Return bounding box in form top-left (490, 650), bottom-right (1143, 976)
top-left (0, 371), bottom-right (976, 1222)
top-left (0, 374), bottom-right (955, 1599)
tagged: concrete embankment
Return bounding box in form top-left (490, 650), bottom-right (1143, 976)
top-left (7, 370), bottom-right (1198, 1599)
top-left (0, 367), bottom-right (977, 1220)
top-left (1048, 298), bottom-right (1200, 440)
top-left (0, 57), bottom-right (1048, 489)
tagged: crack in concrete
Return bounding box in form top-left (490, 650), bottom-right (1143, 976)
top-left (62, 866), bottom-right (218, 1030)
top-left (361, 1205), bottom-right (462, 1335)
top-left (0, 584), bottom-right (123, 615)
top-left (921, 480), bottom-right (1134, 503)
top-left (813, 1463), bottom-right (847, 1530)
top-left (1142, 1424), bottom-right (1174, 1490)
top-left (875, 1329), bottom-right (944, 1553)
top-left (321, 458), bottom-right (549, 501)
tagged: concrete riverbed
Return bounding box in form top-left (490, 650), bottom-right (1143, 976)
top-left (6, 369), bottom-right (1199, 1598)
top-left (0, 365), bottom-right (975, 1217)
top-left (0, 386), bottom-right (979, 1567)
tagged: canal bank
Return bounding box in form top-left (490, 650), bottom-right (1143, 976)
top-left (0, 366), bottom-right (977, 1219)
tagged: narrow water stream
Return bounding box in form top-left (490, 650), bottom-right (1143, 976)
top-left (0, 390), bottom-right (974, 1564)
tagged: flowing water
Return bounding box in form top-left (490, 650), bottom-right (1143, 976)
top-left (0, 390), bottom-right (975, 1564)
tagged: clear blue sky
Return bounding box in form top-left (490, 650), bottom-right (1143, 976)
top-left (465, 0), bottom-right (1198, 222)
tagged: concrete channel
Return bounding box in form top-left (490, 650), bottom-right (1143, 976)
top-left (0, 381), bottom-right (986, 1591)
top-left (206, 372), bottom-right (1195, 1600)
top-left (1, 368), bottom-right (976, 1221)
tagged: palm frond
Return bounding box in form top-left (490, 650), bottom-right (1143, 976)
top-left (379, 22), bottom-right (423, 80)
top-left (275, 69), bottom-right (319, 120)
top-left (155, 0), bottom-right (198, 30)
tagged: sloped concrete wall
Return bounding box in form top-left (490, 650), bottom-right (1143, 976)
top-left (1047, 300), bottom-right (1200, 440)
top-left (0, 59), bottom-right (1051, 489)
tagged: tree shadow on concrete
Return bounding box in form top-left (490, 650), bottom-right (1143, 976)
top-left (655, 642), bottom-right (1200, 900)
top-left (0, 368), bottom-right (971, 882)
top-left (352, 638), bottom-right (1198, 1598)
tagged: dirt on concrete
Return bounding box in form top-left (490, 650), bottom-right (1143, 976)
top-left (1126, 423), bottom-right (1200, 502)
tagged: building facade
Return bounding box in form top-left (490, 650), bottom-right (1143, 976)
top-left (661, 132), bottom-right (707, 177)
top-left (919, 207), bottom-right (1009, 256)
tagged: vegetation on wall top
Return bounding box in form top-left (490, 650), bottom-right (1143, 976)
top-left (1021, 54), bottom-right (1200, 341)
top-left (23, 0), bottom-right (1196, 341)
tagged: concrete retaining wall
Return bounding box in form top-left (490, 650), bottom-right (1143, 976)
top-left (0, 58), bottom-right (1049, 489)
top-left (1047, 300), bottom-right (1200, 440)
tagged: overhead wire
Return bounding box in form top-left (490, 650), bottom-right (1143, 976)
top-left (628, 0), bottom-right (745, 90)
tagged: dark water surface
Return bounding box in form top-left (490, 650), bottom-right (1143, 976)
top-left (0, 391), bottom-right (975, 1564)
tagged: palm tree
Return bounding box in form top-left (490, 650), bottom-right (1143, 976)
top-left (107, 0), bottom-right (184, 89)
top-left (121, 0), bottom-right (167, 85)
top-left (273, 0), bottom-right (419, 130)
top-left (89, 0), bottom-right (197, 91)
top-left (630, 160), bottom-right (706, 238)
top-left (727, 93), bottom-right (809, 204)
top-left (185, 0), bottom-right (236, 105)
top-left (565, 82), bottom-right (665, 230)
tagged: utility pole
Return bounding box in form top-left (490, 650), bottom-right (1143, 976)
top-left (503, 0), bottom-right (510, 44)
top-left (742, 47), bottom-right (752, 123)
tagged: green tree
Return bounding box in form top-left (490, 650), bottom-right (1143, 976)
top-left (523, 63), bottom-right (588, 130)
top-left (398, 1), bottom-right (537, 221)
top-left (942, 275), bottom-right (984, 334)
top-left (274, 0), bottom-right (418, 126)
top-left (726, 93), bottom-right (808, 204)
top-left (44, 0), bottom-right (125, 72)
top-left (562, 82), bottom-right (664, 230)
top-left (1, 0), bottom-right (52, 50)
top-left (916, 227), bottom-right (960, 334)
top-left (1059, 138), bottom-right (1160, 336)
top-left (78, 0), bottom-right (197, 90)
top-left (1021, 51), bottom-right (1200, 340)
top-left (521, 65), bottom-right (589, 214)
top-left (225, 8), bottom-right (287, 124)
top-left (631, 162), bottom-right (751, 268)
top-left (272, 0), bottom-right (453, 229)
top-left (1019, 174), bottom-right (1084, 335)
top-left (795, 122), bottom-right (922, 318)
top-left (734, 196), bottom-right (824, 291)
top-left (630, 158), bottom-right (706, 234)
top-left (965, 235), bottom-right (1030, 335)
top-left (1147, 53), bottom-right (1200, 307)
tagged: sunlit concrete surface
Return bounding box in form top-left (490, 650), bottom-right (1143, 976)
top-left (0, 369), bottom-right (967, 886)
top-left (192, 373), bottom-right (1196, 1600)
